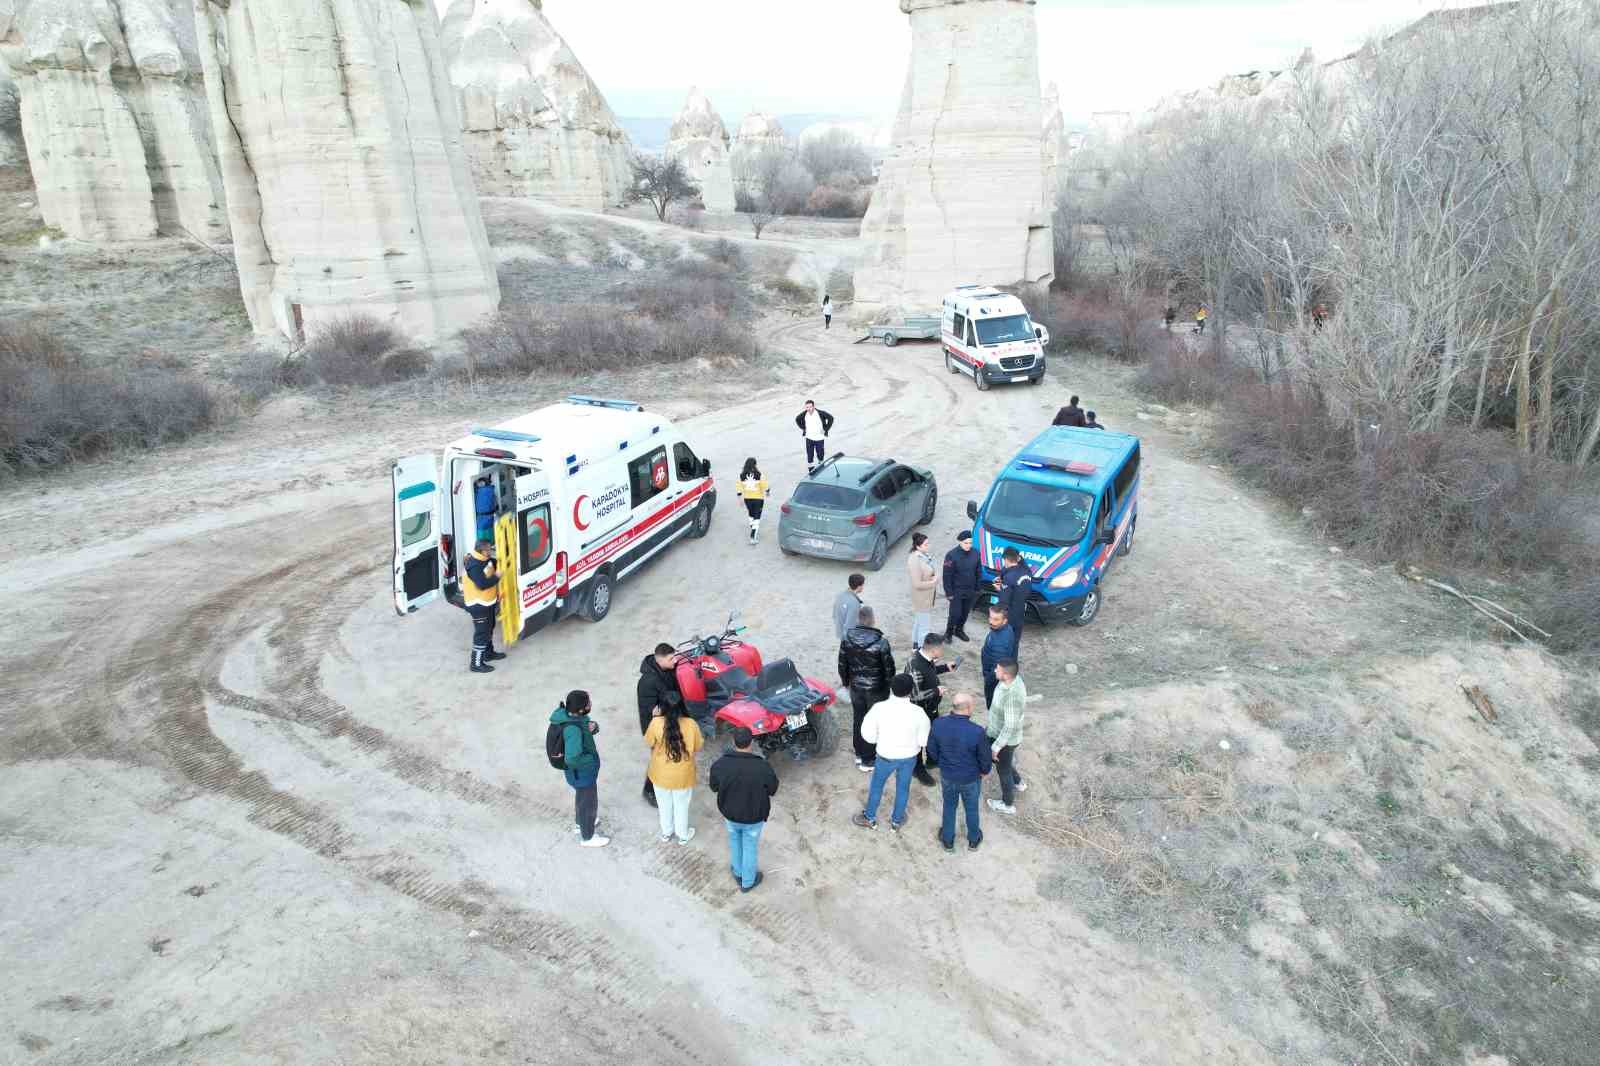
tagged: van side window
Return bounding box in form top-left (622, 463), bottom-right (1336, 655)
top-left (673, 442), bottom-right (700, 482)
top-left (1099, 489), bottom-right (1115, 530)
top-left (1113, 446), bottom-right (1140, 502)
top-left (629, 446), bottom-right (670, 508)
top-left (952, 312), bottom-right (966, 341)
top-left (965, 320), bottom-right (976, 347)
top-left (519, 504), bottom-right (552, 574)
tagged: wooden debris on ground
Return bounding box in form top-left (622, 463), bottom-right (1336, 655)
top-left (1461, 684), bottom-right (1498, 723)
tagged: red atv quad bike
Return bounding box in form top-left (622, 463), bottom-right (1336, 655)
top-left (674, 614), bottom-right (839, 763)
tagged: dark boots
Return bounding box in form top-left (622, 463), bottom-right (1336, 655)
top-left (470, 646), bottom-right (495, 673)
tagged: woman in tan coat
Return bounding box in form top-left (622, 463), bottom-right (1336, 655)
top-left (644, 701), bottom-right (704, 844)
top-left (907, 532), bottom-right (939, 651)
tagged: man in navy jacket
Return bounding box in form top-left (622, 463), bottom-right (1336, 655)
top-left (941, 530), bottom-right (981, 643)
top-left (980, 605), bottom-right (1018, 708)
top-left (925, 692), bottom-right (992, 851)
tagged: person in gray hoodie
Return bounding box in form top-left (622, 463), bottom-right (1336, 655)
top-left (832, 573), bottom-right (865, 641)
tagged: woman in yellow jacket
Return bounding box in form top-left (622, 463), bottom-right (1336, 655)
top-left (644, 700), bottom-right (704, 843)
top-left (735, 457), bottom-right (770, 545)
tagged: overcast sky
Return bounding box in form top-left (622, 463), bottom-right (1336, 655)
top-left (539, 0), bottom-right (1485, 122)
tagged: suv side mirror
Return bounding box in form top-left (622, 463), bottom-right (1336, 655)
top-left (700, 459), bottom-right (711, 477)
top-left (966, 500), bottom-right (978, 520)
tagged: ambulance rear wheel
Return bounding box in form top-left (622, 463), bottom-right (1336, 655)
top-left (946, 351), bottom-right (960, 375)
top-left (688, 500), bottom-right (712, 539)
top-left (579, 571), bottom-right (613, 623)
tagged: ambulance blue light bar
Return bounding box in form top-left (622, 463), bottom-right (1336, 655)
top-left (565, 395), bottom-right (643, 412)
top-left (471, 427), bottom-right (541, 444)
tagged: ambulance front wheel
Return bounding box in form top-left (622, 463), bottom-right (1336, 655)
top-left (579, 571), bottom-right (613, 623)
top-left (688, 500), bottom-right (713, 539)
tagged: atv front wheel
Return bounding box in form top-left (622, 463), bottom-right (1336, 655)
top-left (806, 705), bottom-right (839, 757)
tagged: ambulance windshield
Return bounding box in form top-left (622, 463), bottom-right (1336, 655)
top-left (984, 479), bottom-right (1092, 546)
top-left (974, 315), bottom-right (1033, 346)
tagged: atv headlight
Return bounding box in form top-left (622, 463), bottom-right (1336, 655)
top-left (1049, 567), bottom-right (1080, 589)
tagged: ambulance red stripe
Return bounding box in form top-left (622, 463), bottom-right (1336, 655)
top-left (568, 479), bottom-right (712, 583)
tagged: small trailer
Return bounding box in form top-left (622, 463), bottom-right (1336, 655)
top-left (857, 316), bottom-right (941, 347)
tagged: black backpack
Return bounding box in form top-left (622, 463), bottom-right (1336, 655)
top-left (546, 719), bottom-right (576, 770)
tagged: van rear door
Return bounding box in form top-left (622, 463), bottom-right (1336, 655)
top-left (393, 454), bottom-right (441, 615)
top-left (512, 471), bottom-right (560, 619)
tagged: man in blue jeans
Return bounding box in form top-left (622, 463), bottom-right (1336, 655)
top-left (925, 692), bottom-right (992, 851)
top-left (851, 674), bottom-right (930, 832)
top-left (709, 727), bottom-right (780, 892)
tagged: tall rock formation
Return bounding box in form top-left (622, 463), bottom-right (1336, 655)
top-left (0, 59), bottom-right (23, 166)
top-left (194, 0), bottom-right (500, 344)
top-left (438, 0), bottom-right (632, 210)
top-left (665, 87), bottom-right (733, 213)
top-left (1041, 81), bottom-right (1064, 199)
top-left (855, 0), bottom-right (1053, 318)
top-left (0, 0), bottom-right (225, 242)
top-left (731, 110), bottom-right (786, 194)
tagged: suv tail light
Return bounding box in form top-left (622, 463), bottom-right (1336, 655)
top-left (853, 512), bottom-right (878, 526)
top-left (555, 551), bottom-right (569, 597)
top-left (781, 503), bottom-right (791, 514)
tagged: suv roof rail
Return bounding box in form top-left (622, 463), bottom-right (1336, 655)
top-left (810, 451), bottom-right (848, 477)
top-left (471, 426), bottom-right (542, 444)
top-left (565, 395), bottom-right (643, 412)
top-left (857, 459), bottom-right (895, 484)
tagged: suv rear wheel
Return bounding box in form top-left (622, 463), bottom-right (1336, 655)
top-left (866, 532), bottom-right (889, 571)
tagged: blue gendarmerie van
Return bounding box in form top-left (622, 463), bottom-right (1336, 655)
top-left (965, 427), bottom-right (1141, 627)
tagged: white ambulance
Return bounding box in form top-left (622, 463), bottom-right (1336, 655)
top-left (391, 396), bottom-right (717, 632)
top-left (940, 285), bottom-right (1049, 391)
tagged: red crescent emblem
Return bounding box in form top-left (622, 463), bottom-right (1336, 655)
top-left (573, 494), bottom-right (591, 531)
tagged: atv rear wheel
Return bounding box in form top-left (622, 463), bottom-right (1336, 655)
top-left (806, 704), bottom-right (839, 757)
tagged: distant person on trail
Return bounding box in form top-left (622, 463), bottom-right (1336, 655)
top-left (1163, 306), bottom-right (1176, 331)
top-left (822, 293), bottom-right (833, 331)
top-left (1194, 305), bottom-right (1208, 334)
top-left (709, 726), bottom-right (780, 892)
top-left (833, 572), bottom-right (865, 641)
top-left (927, 692), bottom-right (991, 851)
top-left (907, 532), bottom-right (938, 651)
top-left (941, 530), bottom-right (980, 644)
top-left (1312, 302), bottom-right (1329, 331)
top-left (852, 674), bottom-right (930, 832)
top-left (994, 546), bottom-right (1034, 648)
top-left (551, 690), bottom-right (607, 847)
top-left (985, 659), bottom-right (1028, 815)
top-left (795, 399), bottom-right (835, 473)
top-left (464, 539), bottom-right (507, 674)
top-left (839, 605), bottom-right (896, 772)
top-left (473, 475), bottom-right (497, 543)
top-left (907, 632), bottom-right (960, 786)
top-left (736, 457), bottom-right (770, 545)
top-left (1084, 411), bottom-right (1106, 430)
top-left (645, 698), bottom-right (704, 845)
top-left (637, 642), bottom-right (684, 808)
top-left (1052, 395), bottom-right (1086, 427)
top-left (980, 605), bottom-right (1017, 708)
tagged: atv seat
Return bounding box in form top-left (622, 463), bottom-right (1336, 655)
top-left (753, 659), bottom-right (818, 715)
top-left (705, 667), bottom-right (757, 700)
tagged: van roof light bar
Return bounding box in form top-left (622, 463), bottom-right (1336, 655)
top-left (566, 395), bottom-right (643, 412)
top-left (1016, 453), bottom-right (1097, 476)
top-left (471, 426), bottom-right (541, 444)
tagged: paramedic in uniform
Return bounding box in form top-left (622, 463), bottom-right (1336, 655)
top-left (464, 539), bottom-right (507, 674)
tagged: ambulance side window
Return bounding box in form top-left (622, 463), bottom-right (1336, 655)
top-left (629, 446), bottom-right (670, 508)
top-left (952, 312), bottom-right (966, 340)
top-left (673, 442), bottom-right (700, 482)
top-left (519, 505), bottom-right (552, 574)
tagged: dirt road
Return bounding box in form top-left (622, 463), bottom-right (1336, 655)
top-left (3, 316), bottom-right (1594, 1065)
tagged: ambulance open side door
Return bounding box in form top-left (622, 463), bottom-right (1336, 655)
top-left (513, 471), bottom-right (561, 622)
top-left (393, 454), bottom-right (442, 616)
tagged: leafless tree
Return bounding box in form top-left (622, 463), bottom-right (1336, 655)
top-left (741, 147), bottom-right (811, 239)
top-left (625, 154), bottom-right (701, 223)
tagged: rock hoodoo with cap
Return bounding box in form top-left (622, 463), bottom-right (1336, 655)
top-left (665, 86), bottom-right (735, 214)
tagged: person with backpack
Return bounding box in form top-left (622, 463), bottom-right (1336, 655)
top-left (644, 701), bottom-right (703, 844)
top-left (709, 727), bottom-right (780, 892)
top-left (548, 691), bottom-right (607, 848)
top-left (735, 457), bottom-right (770, 545)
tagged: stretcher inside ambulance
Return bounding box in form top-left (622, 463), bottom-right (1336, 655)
top-left (392, 396), bottom-right (716, 636)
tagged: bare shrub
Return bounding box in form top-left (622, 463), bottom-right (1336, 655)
top-left (799, 129), bottom-right (873, 185)
top-left (1137, 339), bottom-right (1250, 408)
top-left (803, 179), bottom-right (871, 218)
top-left (1538, 572), bottom-right (1600, 656)
top-left (299, 316), bottom-right (425, 387)
top-left (0, 322), bottom-right (219, 476)
top-left (766, 277), bottom-right (815, 307)
top-left (706, 237), bottom-right (745, 269)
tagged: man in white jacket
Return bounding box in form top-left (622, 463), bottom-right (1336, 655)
top-left (851, 674), bottom-right (931, 832)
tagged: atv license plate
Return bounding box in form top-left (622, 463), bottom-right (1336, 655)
top-left (784, 712), bottom-right (809, 731)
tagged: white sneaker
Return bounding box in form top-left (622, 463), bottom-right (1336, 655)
top-left (677, 827), bottom-right (697, 845)
top-left (987, 799), bottom-right (1017, 815)
top-left (659, 833), bottom-right (673, 843)
top-left (858, 762), bottom-right (875, 774)
top-left (579, 834), bottom-right (611, 848)
top-left (1013, 779), bottom-right (1028, 793)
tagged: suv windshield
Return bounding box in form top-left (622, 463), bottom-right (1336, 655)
top-left (793, 482), bottom-right (866, 511)
top-left (974, 314), bottom-right (1034, 346)
top-left (984, 478), bottom-right (1092, 546)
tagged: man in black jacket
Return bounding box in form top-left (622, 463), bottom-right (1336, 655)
top-left (838, 605), bottom-right (895, 772)
top-left (795, 399), bottom-right (835, 472)
top-left (1052, 395), bottom-right (1086, 427)
top-left (942, 530), bottom-right (980, 643)
top-left (994, 546), bottom-right (1034, 647)
top-left (709, 727), bottom-right (780, 892)
top-left (636, 643), bottom-right (682, 808)
top-left (907, 632), bottom-right (960, 786)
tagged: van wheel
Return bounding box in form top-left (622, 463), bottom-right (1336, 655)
top-left (1029, 375), bottom-right (1043, 386)
top-left (945, 351), bottom-right (960, 375)
top-left (1119, 521), bottom-right (1135, 557)
top-left (1068, 586), bottom-right (1101, 627)
top-left (579, 571), bottom-right (613, 623)
top-left (975, 371), bottom-right (990, 392)
top-left (866, 533), bottom-right (889, 572)
top-left (688, 500), bottom-right (712, 539)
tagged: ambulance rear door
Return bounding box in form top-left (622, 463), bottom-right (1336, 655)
top-left (513, 471), bottom-right (561, 620)
top-left (393, 453), bottom-right (441, 615)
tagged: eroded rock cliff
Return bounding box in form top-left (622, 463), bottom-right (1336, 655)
top-left (439, 0), bottom-right (631, 210)
top-left (665, 87), bottom-right (733, 213)
top-left (194, 0), bottom-right (500, 343)
top-left (0, 0), bottom-right (225, 242)
top-left (730, 110), bottom-right (786, 194)
top-left (856, 0), bottom-right (1053, 318)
